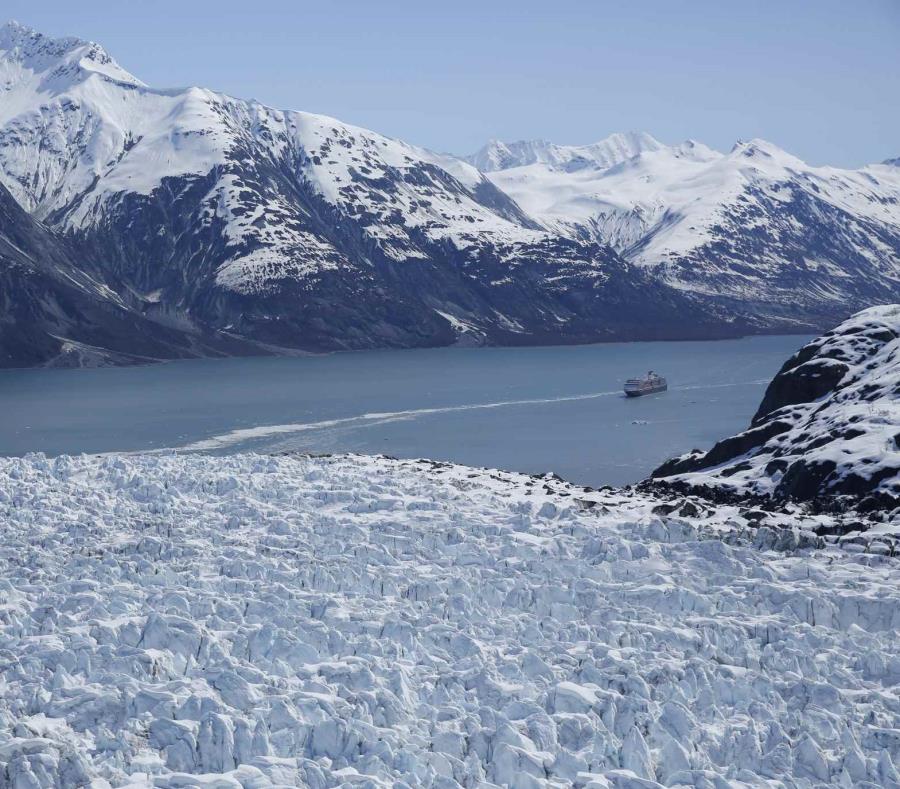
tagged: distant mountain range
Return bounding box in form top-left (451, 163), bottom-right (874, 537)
top-left (469, 135), bottom-right (900, 327)
top-left (1, 21), bottom-right (899, 367)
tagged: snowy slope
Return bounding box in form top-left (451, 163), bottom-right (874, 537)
top-left (468, 132), bottom-right (666, 174)
top-left (653, 305), bottom-right (900, 509)
top-left (1, 22), bottom-right (740, 362)
top-left (469, 135), bottom-right (720, 250)
top-left (472, 135), bottom-right (900, 324)
top-left (2, 451), bottom-right (900, 788)
top-left (0, 21), bottom-right (541, 287)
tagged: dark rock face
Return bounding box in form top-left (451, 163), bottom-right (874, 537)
top-left (748, 319), bottom-right (899, 423)
top-left (775, 459), bottom-right (839, 502)
top-left (0, 183), bottom-right (261, 367)
top-left (752, 355), bottom-right (849, 425)
top-left (651, 419), bottom-right (793, 478)
top-left (650, 307), bottom-right (900, 510)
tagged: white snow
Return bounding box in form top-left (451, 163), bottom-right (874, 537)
top-left (0, 23), bottom-right (228, 217)
top-left (0, 22), bottom-right (555, 296)
top-left (1, 451), bottom-right (899, 787)
top-left (474, 134), bottom-right (900, 300)
top-left (661, 305), bottom-right (900, 503)
top-left (467, 133), bottom-right (667, 174)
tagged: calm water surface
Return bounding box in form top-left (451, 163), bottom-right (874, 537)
top-left (0, 335), bottom-right (810, 486)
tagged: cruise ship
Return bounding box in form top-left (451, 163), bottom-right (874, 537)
top-left (624, 371), bottom-right (667, 397)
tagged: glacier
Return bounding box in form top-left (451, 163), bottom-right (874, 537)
top-left (1, 450), bottom-right (899, 788)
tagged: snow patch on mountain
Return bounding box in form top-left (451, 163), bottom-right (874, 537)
top-left (206, 172), bottom-right (350, 293)
top-left (292, 112), bottom-right (548, 256)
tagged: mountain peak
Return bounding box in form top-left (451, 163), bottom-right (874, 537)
top-left (0, 20), bottom-right (143, 89)
top-left (726, 138), bottom-right (810, 174)
top-left (730, 137), bottom-right (786, 157)
top-left (467, 131), bottom-right (664, 173)
top-left (669, 138), bottom-right (721, 162)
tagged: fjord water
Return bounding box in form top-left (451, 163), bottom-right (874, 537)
top-left (0, 335), bottom-right (810, 486)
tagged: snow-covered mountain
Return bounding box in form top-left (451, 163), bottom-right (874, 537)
top-left (2, 22), bottom-right (744, 366)
top-left (0, 19), bottom-right (536, 272)
top-left (467, 131), bottom-right (665, 174)
top-left (652, 304), bottom-right (900, 510)
top-left (472, 134), bottom-right (900, 327)
top-left (1, 21), bottom-right (898, 367)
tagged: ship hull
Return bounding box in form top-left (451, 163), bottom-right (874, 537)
top-left (624, 384), bottom-right (668, 397)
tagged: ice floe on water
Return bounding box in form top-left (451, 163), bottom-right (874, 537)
top-left (2, 451), bottom-right (899, 787)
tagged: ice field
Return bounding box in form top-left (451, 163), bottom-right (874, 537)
top-left (1, 452), bottom-right (899, 787)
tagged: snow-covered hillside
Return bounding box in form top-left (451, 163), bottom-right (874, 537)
top-left (2, 451), bottom-right (900, 788)
top-left (3, 21), bottom-right (746, 365)
top-left (0, 22), bottom-right (543, 277)
top-left (467, 132), bottom-right (666, 175)
top-left (472, 134), bottom-right (900, 325)
top-left (0, 18), bottom-right (539, 276)
top-left (4, 21), bottom-right (900, 366)
top-left (468, 134), bottom-right (721, 251)
top-left (653, 305), bottom-right (900, 510)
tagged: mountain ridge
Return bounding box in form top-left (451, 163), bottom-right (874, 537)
top-left (1, 21), bottom-right (898, 367)
top-left (475, 131), bottom-right (900, 327)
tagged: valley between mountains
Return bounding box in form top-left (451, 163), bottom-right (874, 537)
top-left (1, 22), bottom-right (899, 367)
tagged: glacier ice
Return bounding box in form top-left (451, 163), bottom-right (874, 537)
top-left (1, 451), bottom-right (899, 787)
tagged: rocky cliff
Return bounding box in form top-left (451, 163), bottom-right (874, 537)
top-left (651, 305), bottom-right (900, 511)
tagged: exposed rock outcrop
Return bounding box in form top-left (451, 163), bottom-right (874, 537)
top-left (650, 306), bottom-right (900, 511)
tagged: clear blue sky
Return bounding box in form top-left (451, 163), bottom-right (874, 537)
top-left (5, 0), bottom-right (898, 166)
